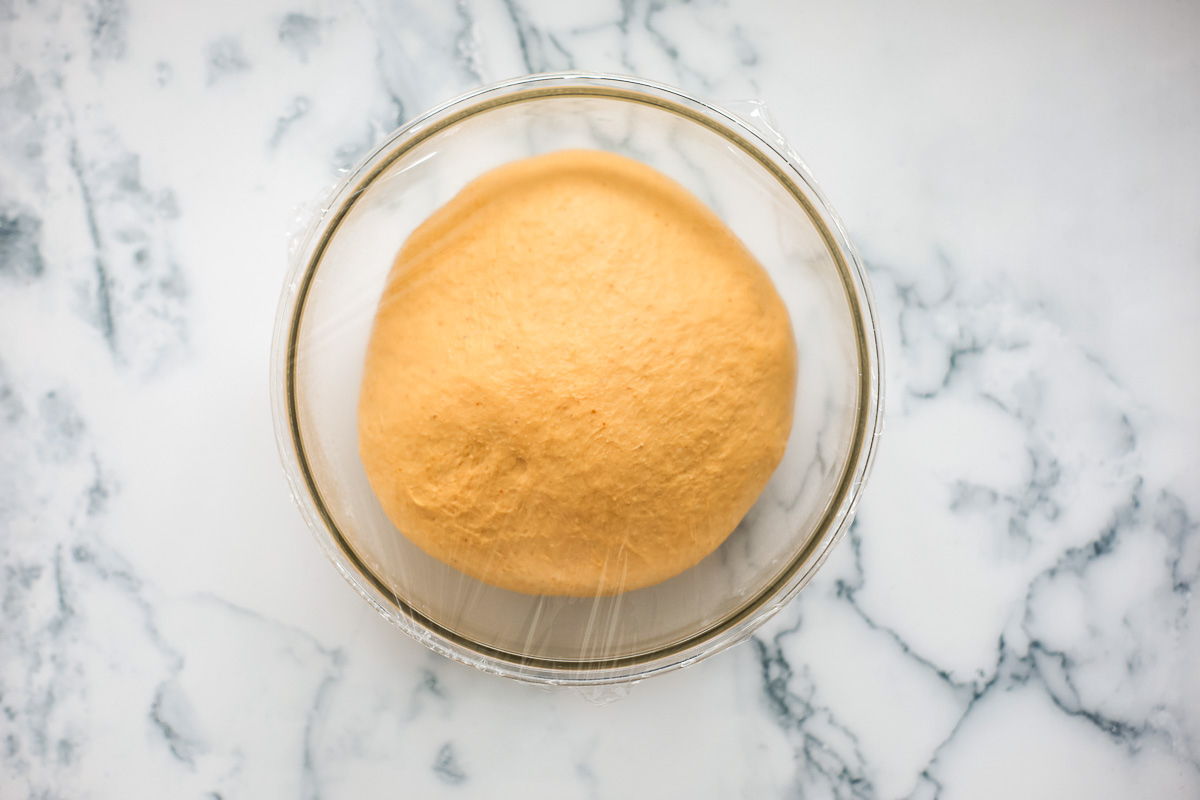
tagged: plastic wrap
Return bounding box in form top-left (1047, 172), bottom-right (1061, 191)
top-left (269, 73), bottom-right (884, 689)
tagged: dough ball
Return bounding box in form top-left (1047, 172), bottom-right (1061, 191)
top-left (358, 149), bottom-right (796, 596)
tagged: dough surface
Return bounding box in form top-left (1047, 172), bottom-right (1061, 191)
top-left (358, 149), bottom-right (796, 596)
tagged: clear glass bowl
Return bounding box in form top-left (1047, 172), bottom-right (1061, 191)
top-left (270, 73), bottom-right (884, 686)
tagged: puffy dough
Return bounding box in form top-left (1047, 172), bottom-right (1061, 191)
top-left (358, 149), bottom-right (796, 596)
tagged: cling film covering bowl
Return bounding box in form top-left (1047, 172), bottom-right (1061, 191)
top-left (269, 72), bottom-right (884, 686)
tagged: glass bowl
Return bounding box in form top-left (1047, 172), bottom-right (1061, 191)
top-left (270, 72), bottom-right (884, 686)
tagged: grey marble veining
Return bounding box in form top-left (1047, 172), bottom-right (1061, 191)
top-left (1, 0), bottom-right (1197, 798)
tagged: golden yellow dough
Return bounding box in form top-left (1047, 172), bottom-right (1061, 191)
top-left (358, 149), bottom-right (796, 597)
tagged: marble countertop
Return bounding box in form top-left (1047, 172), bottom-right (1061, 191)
top-left (2, 0), bottom-right (1198, 797)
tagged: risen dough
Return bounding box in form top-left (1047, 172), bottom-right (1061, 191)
top-left (358, 149), bottom-right (796, 596)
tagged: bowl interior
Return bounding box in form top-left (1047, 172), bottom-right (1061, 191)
top-left (289, 87), bottom-right (863, 667)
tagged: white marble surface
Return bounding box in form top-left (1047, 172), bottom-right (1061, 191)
top-left (1, 0), bottom-right (1198, 797)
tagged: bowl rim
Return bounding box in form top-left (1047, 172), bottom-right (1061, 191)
top-left (270, 71), bottom-right (886, 685)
